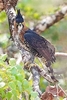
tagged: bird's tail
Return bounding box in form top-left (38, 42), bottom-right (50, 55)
top-left (40, 57), bottom-right (58, 83)
top-left (45, 61), bottom-right (58, 83)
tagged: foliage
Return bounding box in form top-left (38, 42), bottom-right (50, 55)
top-left (0, 54), bottom-right (38, 100)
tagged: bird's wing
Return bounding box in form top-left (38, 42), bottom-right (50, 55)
top-left (24, 30), bottom-right (55, 62)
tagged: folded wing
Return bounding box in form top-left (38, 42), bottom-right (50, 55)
top-left (24, 29), bottom-right (55, 63)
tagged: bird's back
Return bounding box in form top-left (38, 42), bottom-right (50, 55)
top-left (24, 29), bottom-right (55, 63)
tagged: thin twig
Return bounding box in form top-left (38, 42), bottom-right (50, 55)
top-left (55, 52), bottom-right (67, 57)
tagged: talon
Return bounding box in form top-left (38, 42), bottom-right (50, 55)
top-left (24, 62), bottom-right (37, 70)
top-left (30, 63), bottom-right (37, 68)
top-left (24, 62), bottom-right (31, 70)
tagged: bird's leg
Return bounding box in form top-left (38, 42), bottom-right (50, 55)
top-left (24, 61), bottom-right (37, 70)
top-left (45, 61), bottom-right (58, 83)
top-left (24, 61), bottom-right (32, 70)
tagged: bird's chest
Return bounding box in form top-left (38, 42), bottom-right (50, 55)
top-left (13, 27), bottom-right (37, 56)
top-left (14, 33), bottom-right (31, 52)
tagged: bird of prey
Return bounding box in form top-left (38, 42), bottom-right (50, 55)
top-left (14, 9), bottom-right (57, 82)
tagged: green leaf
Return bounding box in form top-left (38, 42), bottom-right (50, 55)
top-left (16, 73), bottom-right (24, 82)
top-left (0, 54), bottom-right (7, 61)
top-left (9, 81), bottom-right (16, 90)
top-left (16, 65), bottom-right (22, 71)
top-left (16, 80), bottom-right (22, 92)
top-left (0, 59), bottom-right (7, 68)
top-left (23, 79), bottom-right (29, 88)
top-left (23, 79), bottom-right (32, 92)
top-left (10, 76), bottom-right (16, 80)
top-left (12, 89), bottom-right (18, 100)
top-left (0, 82), bottom-right (5, 88)
top-left (10, 67), bottom-right (18, 75)
top-left (31, 91), bottom-right (38, 98)
top-left (6, 91), bottom-right (12, 100)
top-left (30, 96), bottom-right (40, 100)
top-left (9, 58), bottom-right (16, 66)
top-left (0, 90), bottom-right (6, 99)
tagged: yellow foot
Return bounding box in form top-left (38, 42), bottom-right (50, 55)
top-left (24, 62), bottom-right (37, 70)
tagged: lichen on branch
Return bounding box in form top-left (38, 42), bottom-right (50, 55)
top-left (33, 5), bottom-right (67, 33)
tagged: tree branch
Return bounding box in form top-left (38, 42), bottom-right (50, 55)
top-left (55, 52), bottom-right (67, 57)
top-left (30, 66), bottom-right (42, 96)
top-left (33, 5), bottom-right (67, 33)
top-left (0, 0), bottom-right (18, 11)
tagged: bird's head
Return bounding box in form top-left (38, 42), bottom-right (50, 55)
top-left (14, 9), bottom-right (29, 35)
top-left (16, 9), bottom-right (24, 23)
top-left (14, 9), bottom-right (25, 33)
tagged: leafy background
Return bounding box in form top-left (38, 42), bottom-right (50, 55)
top-left (0, 0), bottom-right (67, 99)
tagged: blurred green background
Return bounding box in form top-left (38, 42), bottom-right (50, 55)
top-left (0, 0), bottom-right (67, 99)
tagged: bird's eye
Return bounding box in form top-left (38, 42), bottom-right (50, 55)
top-left (18, 23), bottom-right (24, 28)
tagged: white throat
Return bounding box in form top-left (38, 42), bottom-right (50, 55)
top-left (18, 23), bottom-right (23, 34)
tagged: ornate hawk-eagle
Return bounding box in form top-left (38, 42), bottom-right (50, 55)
top-left (14, 9), bottom-right (57, 82)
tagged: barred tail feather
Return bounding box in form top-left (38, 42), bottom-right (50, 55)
top-left (45, 61), bottom-right (58, 83)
